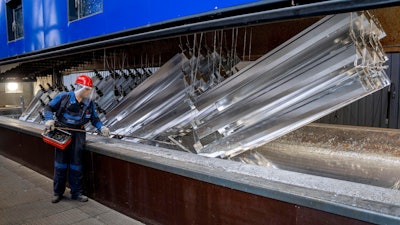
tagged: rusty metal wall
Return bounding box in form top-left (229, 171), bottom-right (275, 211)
top-left (318, 53), bottom-right (400, 129)
top-left (371, 6), bottom-right (400, 53)
top-left (0, 125), bottom-right (374, 225)
top-left (85, 152), bottom-right (374, 225)
top-left (0, 126), bottom-right (54, 177)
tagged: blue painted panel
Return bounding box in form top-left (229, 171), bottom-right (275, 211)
top-left (0, 2), bottom-right (7, 52)
top-left (100, 0), bottom-right (150, 36)
top-left (43, 0), bottom-right (68, 47)
top-left (0, 0), bottom-right (264, 60)
top-left (7, 39), bottom-right (24, 56)
top-left (23, 0), bottom-right (45, 52)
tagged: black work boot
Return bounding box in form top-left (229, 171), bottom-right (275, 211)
top-left (51, 195), bottom-right (63, 203)
top-left (71, 195), bottom-right (88, 202)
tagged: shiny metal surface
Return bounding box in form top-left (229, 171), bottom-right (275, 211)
top-left (19, 12), bottom-right (391, 160)
top-left (233, 123), bottom-right (400, 189)
top-left (133, 53), bottom-right (239, 141)
top-left (194, 12), bottom-right (390, 157)
top-left (102, 52), bottom-right (240, 149)
top-left (195, 46), bottom-right (358, 139)
top-left (104, 54), bottom-right (191, 134)
top-left (19, 84), bottom-right (46, 121)
top-left (23, 84), bottom-right (60, 123)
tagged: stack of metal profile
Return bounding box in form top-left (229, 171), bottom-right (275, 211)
top-left (20, 12), bottom-right (390, 159)
top-left (83, 68), bottom-right (153, 130)
top-left (19, 83), bottom-right (63, 123)
top-left (102, 51), bottom-right (240, 149)
top-left (104, 12), bottom-right (389, 158)
top-left (191, 12), bottom-right (389, 157)
top-left (19, 84), bottom-right (47, 121)
top-left (91, 68), bottom-right (150, 117)
top-left (103, 54), bottom-right (191, 136)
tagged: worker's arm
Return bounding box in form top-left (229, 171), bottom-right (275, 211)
top-left (90, 102), bottom-right (110, 136)
top-left (90, 102), bottom-right (103, 131)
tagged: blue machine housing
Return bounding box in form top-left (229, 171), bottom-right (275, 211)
top-left (0, 0), bottom-right (264, 60)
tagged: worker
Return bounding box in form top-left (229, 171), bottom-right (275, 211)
top-left (44, 75), bottom-right (110, 203)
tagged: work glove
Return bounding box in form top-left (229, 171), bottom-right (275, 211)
top-left (45, 120), bottom-right (55, 131)
top-left (100, 126), bottom-right (110, 137)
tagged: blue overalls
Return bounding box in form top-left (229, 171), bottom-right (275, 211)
top-left (44, 91), bottom-right (102, 198)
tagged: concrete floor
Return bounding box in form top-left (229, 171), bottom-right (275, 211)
top-left (0, 155), bottom-right (145, 225)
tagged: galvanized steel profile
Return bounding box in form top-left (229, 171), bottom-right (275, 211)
top-left (20, 12), bottom-right (390, 159)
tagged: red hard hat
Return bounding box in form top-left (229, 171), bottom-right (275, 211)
top-left (75, 75), bottom-right (93, 88)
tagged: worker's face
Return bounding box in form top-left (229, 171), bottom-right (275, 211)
top-left (76, 86), bottom-right (93, 99)
top-left (80, 87), bottom-right (92, 99)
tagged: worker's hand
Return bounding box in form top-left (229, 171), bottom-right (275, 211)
top-left (100, 126), bottom-right (110, 137)
top-left (45, 120), bottom-right (55, 131)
